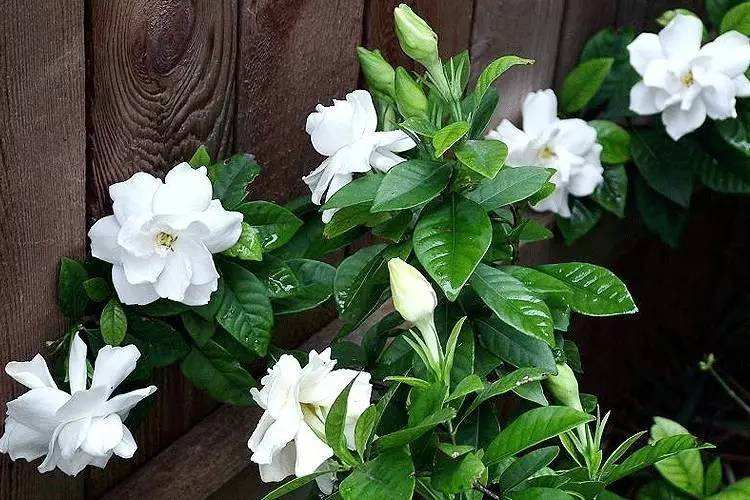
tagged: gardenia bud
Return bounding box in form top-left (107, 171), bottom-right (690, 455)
top-left (394, 4), bottom-right (439, 68)
top-left (394, 67), bottom-right (429, 119)
top-left (357, 47), bottom-right (396, 99)
top-left (544, 363), bottom-right (583, 411)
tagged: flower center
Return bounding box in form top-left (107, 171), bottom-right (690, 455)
top-left (155, 231), bottom-right (178, 250)
top-left (539, 146), bottom-right (557, 160)
top-left (681, 71), bottom-right (695, 87)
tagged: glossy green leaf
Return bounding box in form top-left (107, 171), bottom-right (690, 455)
top-left (561, 58), bottom-right (614, 113)
top-left (216, 261), bottom-right (274, 356)
top-left (222, 222), bottom-right (263, 261)
top-left (447, 374), bottom-right (484, 402)
top-left (633, 175), bottom-right (688, 248)
top-left (707, 0), bottom-right (745, 26)
top-left (323, 202), bottom-right (391, 239)
top-left (321, 173), bottom-right (384, 210)
top-left (180, 311), bottom-right (215, 347)
top-left (469, 86), bottom-right (500, 139)
top-left (58, 257), bottom-right (89, 319)
top-left (373, 407), bottom-right (455, 451)
top-left (476, 318), bottom-right (557, 373)
top-left (590, 120), bottom-right (631, 164)
top-left (354, 405), bottom-right (378, 459)
top-left (433, 121), bottom-right (470, 157)
top-left (207, 154), bottom-right (260, 209)
top-left (651, 417), bottom-right (704, 497)
top-left (470, 263), bottom-right (554, 345)
top-left (83, 277), bottom-right (110, 302)
top-left (271, 259), bottom-right (335, 315)
top-left (465, 166), bottom-right (553, 210)
top-left (502, 265), bottom-right (571, 305)
top-left (455, 139), bottom-right (508, 178)
top-left (414, 195), bottom-right (492, 301)
top-left (497, 446), bottom-right (559, 490)
top-left (260, 467), bottom-right (342, 500)
top-left (431, 451), bottom-right (485, 494)
top-left (325, 379), bottom-right (359, 466)
top-left (462, 367), bottom-right (548, 420)
top-left (400, 116), bottom-right (438, 138)
top-left (535, 262), bottom-right (637, 316)
top-left (180, 341), bottom-right (255, 406)
top-left (100, 298), bottom-right (127, 346)
top-left (339, 447), bottom-right (415, 500)
top-left (371, 210), bottom-right (412, 242)
top-left (556, 199), bottom-right (602, 245)
top-left (721, 2), bottom-right (750, 33)
top-left (592, 164), bottom-right (628, 217)
top-left (189, 145), bottom-right (211, 168)
top-left (372, 160), bottom-right (451, 212)
top-left (708, 478), bottom-right (750, 499)
top-left (237, 201), bottom-right (302, 251)
top-left (126, 315), bottom-right (190, 367)
top-left (474, 55), bottom-right (534, 105)
top-left (705, 458), bottom-right (723, 496)
top-left (508, 488), bottom-right (575, 500)
top-left (517, 219), bottom-right (554, 242)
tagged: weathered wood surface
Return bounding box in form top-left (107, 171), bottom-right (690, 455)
top-left (0, 1), bottom-right (87, 499)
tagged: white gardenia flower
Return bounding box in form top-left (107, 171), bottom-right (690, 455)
top-left (628, 14), bottom-right (750, 140)
top-left (88, 162), bottom-right (243, 306)
top-left (488, 89), bottom-right (603, 218)
top-left (303, 89), bottom-right (415, 222)
top-left (248, 349), bottom-right (372, 484)
top-left (0, 334), bottom-right (156, 476)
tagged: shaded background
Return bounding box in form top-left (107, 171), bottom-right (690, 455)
top-left (2, 0), bottom-right (742, 498)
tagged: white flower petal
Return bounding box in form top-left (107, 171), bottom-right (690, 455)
top-left (152, 163), bottom-right (212, 216)
top-left (116, 215), bottom-right (157, 259)
top-left (68, 334), bottom-right (88, 394)
top-left (0, 417), bottom-right (51, 461)
top-left (111, 265), bottom-right (160, 305)
top-left (99, 386), bottom-right (157, 419)
top-left (91, 344), bottom-right (141, 395)
top-left (568, 164), bottom-right (604, 198)
top-left (371, 130), bottom-right (414, 152)
top-left (344, 372), bottom-right (372, 449)
top-left (628, 33), bottom-right (664, 75)
top-left (370, 148), bottom-right (406, 172)
top-left (153, 252), bottom-right (192, 302)
top-left (630, 81), bottom-right (660, 115)
top-left (248, 410), bottom-right (275, 454)
top-left (734, 74), bottom-right (750, 97)
top-left (193, 200), bottom-right (243, 253)
top-left (57, 417), bottom-right (91, 458)
top-left (258, 441), bottom-right (296, 483)
top-left (250, 401), bottom-right (302, 465)
top-left (81, 414), bottom-right (124, 457)
top-left (662, 100), bottom-right (707, 140)
top-left (55, 386), bottom-right (110, 423)
top-left (307, 93), bottom-right (361, 156)
top-left (659, 15), bottom-right (703, 62)
top-left (488, 120), bottom-right (533, 167)
top-left (533, 184), bottom-right (571, 218)
top-left (522, 89), bottom-right (559, 138)
top-left (294, 423), bottom-right (333, 477)
top-left (180, 281), bottom-right (218, 306)
top-left (553, 119), bottom-right (597, 157)
top-left (120, 251), bottom-right (165, 286)
top-left (88, 215), bottom-right (122, 265)
top-left (297, 349), bottom-right (338, 405)
top-left (699, 72), bottom-right (738, 120)
top-left (5, 354), bottom-right (57, 390)
top-left (175, 238), bottom-right (218, 285)
top-left (6, 388), bottom-right (70, 433)
top-left (699, 31), bottom-right (750, 78)
top-left (110, 172), bottom-right (161, 225)
top-left (113, 426), bottom-right (137, 459)
top-left (303, 159), bottom-right (332, 206)
top-left (642, 60), bottom-right (679, 91)
top-left (53, 450), bottom-right (100, 476)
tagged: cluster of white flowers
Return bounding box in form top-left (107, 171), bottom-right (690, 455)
top-left (628, 14), bottom-right (750, 140)
top-left (488, 89), bottom-right (604, 218)
top-left (303, 89), bottom-right (415, 222)
top-left (248, 349), bottom-right (372, 488)
top-left (0, 334), bottom-right (155, 476)
top-left (88, 163), bottom-right (243, 306)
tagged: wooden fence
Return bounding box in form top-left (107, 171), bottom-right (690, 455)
top-left (0, 0), bottom-right (703, 498)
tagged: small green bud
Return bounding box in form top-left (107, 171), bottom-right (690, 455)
top-left (657, 9), bottom-right (698, 26)
top-left (357, 47), bottom-right (396, 99)
top-left (544, 363), bottom-right (583, 411)
top-left (394, 67), bottom-right (429, 119)
top-left (394, 4), bottom-right (440, 68)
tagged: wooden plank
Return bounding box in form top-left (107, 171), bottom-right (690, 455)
top-left (85, 1), bottom-right (238, 496)
top-left (87, 0), bottom-right (238, 219)
top-left (0, 1), bottom-right (87, 499)
top-left (363, 0), bottom-right (475, 69)
top-left (616, 0), bottom-right (705, 31)
top-left (554, 0), bottom-right (618, 89)
top-left (471, 0), bottom-right (566, 127)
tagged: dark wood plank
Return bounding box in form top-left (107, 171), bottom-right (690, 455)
top-left (554, 0), bottom-right (618, 89)
top-left (471, 0), bottom-right (566, 126)
top-left (87, 0), bottom-right (238, 219)
top-left (363, 0), bottom-right (475, 69)
top-left (85, 1), bottom-right (238, 496)
top-left (616, 0), bottom-right (705, 31)
top-left (0, 1), bottom-right (87, 499)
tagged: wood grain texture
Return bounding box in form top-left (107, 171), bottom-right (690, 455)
top-left (471, 0), bottom-right (566, 126)
top-left (85, 1), bottom-right (238, 496)
top-left (236, 0), bottom-right (366, 204)
top-left (616, 0), bottom-right (705, 30)
top-left (363, 0), bottom-right (475, 69)
top-left (554, 0), bottom-right (618, 89)
top-left (87, 0), bottom-right (238, 219)
top-left (0, 1), bottom-right (87, 499)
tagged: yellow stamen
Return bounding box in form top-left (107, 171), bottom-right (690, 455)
top-left (539, 146), bottom-right (556, 160)
top-left (681, 71), bottom-right (694, 87)
top-left (155, 231), bottom-right (177, 250)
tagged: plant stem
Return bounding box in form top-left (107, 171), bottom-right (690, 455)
top-left (473, 484), bottom-right (500, 499)
top-left (708, 366), bottom-right (750, 417)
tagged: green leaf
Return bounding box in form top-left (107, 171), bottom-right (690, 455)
top-left (237, 201), bottom-right (302, 251)
top-left (502, 265), bottom-right (571, 305)
top-left (508, 488), bottom-right (576, 500)
top-left (456, 401), bottom-right (500, 449)
top-left (708, 479), bottom-right (750, 499)
top-left (372, 160), bottom-right (452, 212)
top-left (476, 318), bottom-right (557, 373)
top-left (561, 58), bottom-right (614, 113)
top-left (517, 219), bottom-right (554, 242)
top-left (384, 376), bottom-right (431, 390)
top-left (222, 222), bottom-right (263, 261)
top-left (373, 407), bottom-right (455, 451)
top-left (707, 0), bottom-right (746, 27)
top-left (339, 447), bottom-right (415, 500)
top-left (604, 435), bottom-right (714, 484)
top-left (497, 446), bottom-right (559, 490)
top-left (651, 417), bottom-right (704, 497)
top-left (592, 165), bottom-right (628, 217)
top-left (180, 311), bottom-right (215, 347)
top-left (136, 299), bottom-right (190, 317)
top-left (455, 140), bottom-right (508, 178)
top-left (83, 277), bottom-right (110, 302)
top-left (414, 195), bottom-right (492, 301)
top-left (180, 341), bottom-right (255, 406)
top-left (192, 280), bottom-right (225, 320)
top-left (433, 121), bottom-right (470, 158)
top-left (126, 315), bottom-right (190, 367)
top-left (216, 261), bottom-right (274, 356)
top-left (447, 374), bottom-right (484, 402)
top-left (535, 262), bottom-right (637, 316)
top-left (58, 257), bottom-right (89, 319)
top-left (469, 87), bottom-right (500, 139)
top-left (463, 367), bottom-right (548, 420)
top-left (321, 173), bottom-right (384, 210)
top-left (556, 199), bottom-right (602, 245)
top-left (400, 116), bottom-right (438, 138)
top-left (465, 166), bottom-right (553, 210)
top-left (474, 56), bottom-right (535, 105)
top-left (371, 210), bottom-right (412, 242)
top-left (431, 451), bottom-right (485, 494)
top-left (484, 406), bottom-right (593, 465)
top-left (705, 458), bottom-right (723, 496)
top-left (590, 120), bottom-right (631, 164)
top-left (633, 176), bottom-right (688, 248)
top-left (260, 467), bottom-right (341, 500)
top-left (716, 101), bottom-right (750, 157)
top-left (698, 156), bottom-right (750, 193)
top-left (189, 145), bottom-right (211, 168)
top-left (207, 154), bottom-right (260, 209)
top-left (325, 379), bottom-right (359, 466)
top-left (323, 202), bottom-right (392, 239)
top-left (470, 263), bottom-right (554, 345)
top-left (100, 299), bottom-right (127, 346)
top-left (354, 405), bottom-right (378, 459)
top-left (721, 2), bottom-right (750, 33)
top-left (630, 129), bottom-right (701, 208)
top-left (271, 259), bottom-right (335, 315)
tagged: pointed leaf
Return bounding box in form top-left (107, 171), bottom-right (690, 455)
top-left (372, 160), bottom-right (451, 212)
